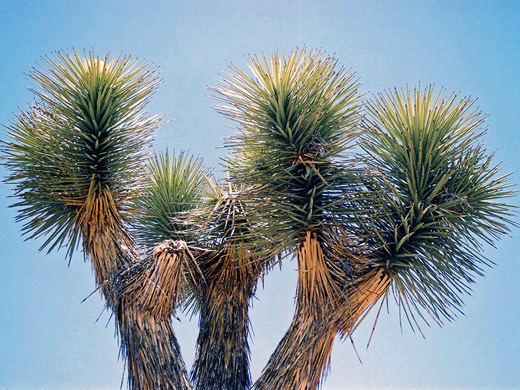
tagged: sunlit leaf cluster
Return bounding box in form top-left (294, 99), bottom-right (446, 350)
top-left (216, 50), bottom-right (364, 251)
top-left (131, 151), bottom-right (211, 250)
top-left (360, 86), bottom-right (517, 326)
top-left (3, 51), bottom-right (161, 256)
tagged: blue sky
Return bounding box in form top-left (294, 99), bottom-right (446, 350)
top-left (0, 1), bottom-right (519, 389)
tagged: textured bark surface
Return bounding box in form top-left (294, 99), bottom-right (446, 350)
top-left (191, 247), bottom-right (262, 390)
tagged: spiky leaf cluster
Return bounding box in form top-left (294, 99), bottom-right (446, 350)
top-left (361, 86), bottom-right (517, 325)
top-left (131, 151), bottom-right (211, 249)
top-left (215, 49), bottom-right (363, 251)
top-left (2, 51), bottom-right (161, 256)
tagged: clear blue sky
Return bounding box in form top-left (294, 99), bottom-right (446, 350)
top-left (1, 1), bottom-right (519, 389)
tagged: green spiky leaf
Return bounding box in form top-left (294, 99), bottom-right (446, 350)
top-left (215, 48), bottom-right (364, 253)
top-left (131, 150), bottom-right (212, 249)
top-left (2, 50), bottom-right (162, 258)
top-left (361, 85), bottom-right (517, 325)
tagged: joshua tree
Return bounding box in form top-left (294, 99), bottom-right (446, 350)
top-left (214, 49), bottom-right (517, 390)
top-left (2, 52), bottom-right (195, 390)
top-left (2, 48), bottom-right (516, 390)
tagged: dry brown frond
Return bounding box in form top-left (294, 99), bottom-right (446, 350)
top-left (254, 232), bottom-right (345, 390)
top-left (296, 231), bottom-right (344, 313)
top-left (335, 266), bottom-right (392, 338)
top-left (254, 231), bottom-right (392, 390)
top-left (120, 240), bottom-right (204, 318)
top-left (75, 188), bottom-right (135, 290)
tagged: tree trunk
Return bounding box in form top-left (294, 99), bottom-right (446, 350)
top-left (253, 233), bottom-right (392, 390)
top-left (191, 247), bottom-right (262, 390)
